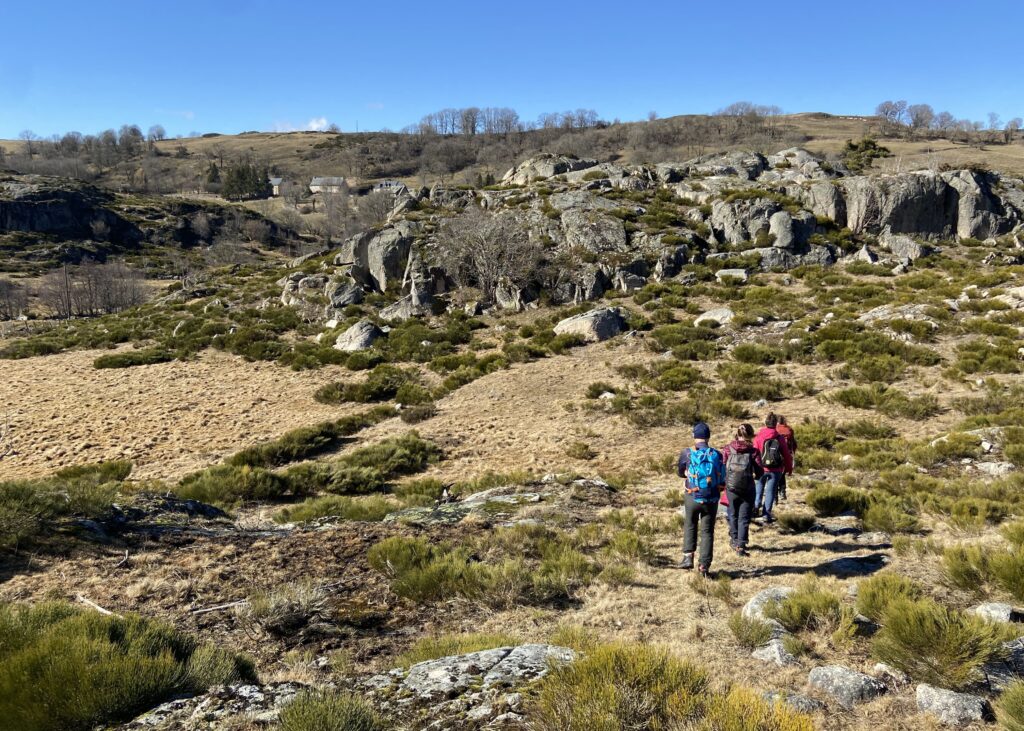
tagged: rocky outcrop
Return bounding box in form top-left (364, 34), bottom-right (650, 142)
top-left (916, 684), bottom-right (988, 727)
top-left (682, 150), bottom-right (769, 180)
top-left (333, 320), bottom-right (384, 352)
top-left (808, 665), bottom-right (886, 709)
top-left (118, 683), bottom-right (306, 730)
top-left (338, 223), bottom-right (415, 293)
top-left (502, 154), bottom-right (597, 185)
top-left (560, 208), bottom-right (628, 253)
top-left (553, 307), bottom-right (626, 342)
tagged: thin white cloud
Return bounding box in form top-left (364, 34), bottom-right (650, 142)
top-left (366, 102), bottom-right (385, 111)
top-left (305, 116), bottom-right (329, 131)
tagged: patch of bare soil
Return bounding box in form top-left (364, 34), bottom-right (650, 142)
top-left (0, 349), bottom-right (359, 482)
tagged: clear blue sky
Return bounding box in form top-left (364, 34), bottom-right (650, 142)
top-left (1, 0), bottom-right (1022, 139)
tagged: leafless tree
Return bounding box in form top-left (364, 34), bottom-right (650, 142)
top-left (357, 190), bottom-right (395, 229)
top-left (283, 180), bottom-right (307, 209)
top-left (0, 279), bottom-right (28, 320)
top-left (322, 188), bottom-right (350, 244)
top-left (1006, 118), bottom-right (1023, 144)
top-left (433, 206), bottom-right (542, 301)
top-left (90, 218), bottom-right (111, 241)
top-left (907, 104), bottom-right (935, 136)
top-left (147, 124), bottom-right (166, 142)
top-left (875, 100), bottom-right (908, 128)
top-left (191, 212), bottom-right (212, 242)
top-left (38, 260), bottom-right (146, 318)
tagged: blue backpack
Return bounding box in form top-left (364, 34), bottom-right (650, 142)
top-left (686, 446), bottom-right (723, 504)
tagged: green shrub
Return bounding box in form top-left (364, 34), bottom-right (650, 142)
top-left (853, 354), bottom-right (906, 384)
top-left (732, 343), bottom-right (785, 365)
top-left (855, 573), bottom-right (922, 622)
top-left (400, 403), bottom-right (437, 424)
top-left (528, 643), bottom-right (811, 731)
top-left (839, 419), bottom-right (897, 440)
top-left (93, 348), bottom-right (173, 369)
top-left (765, 576), bottom-right (843, 632)
top-left (872, 598), bottom-right (1009, 690)
top-left (323, 432), bottom-right (440, 494)
top-left (585, 381), bottom-right (620, 398)
top-left (565, 441), bottom-right (597, 460)
top-left (777, 514), bottom-right (816, 534)
top-left (728, 611), bottom-right (774, 649)
top-left (805, 486), bottom-right (869, 517)
top-left (274, 495), bottom-right (396, 524)
top-left (799, 419), bottom-right (837, 449)
top-left (996, 680), bottom-right (1024, 731)
top-left (397, 632), bottom-right (519, 667)
top-left (0, 602), bottom-right (254, 731)
top-left (174, 464), bottom-right (298, 506)
top-left (861, 499), bottom-right (920, 534)
top-left (314, 365), bottom-right (421, 404)
top-left (829, 384), bottom-right (941, 419)
top-left (278, 689), bottom-right (383, 731)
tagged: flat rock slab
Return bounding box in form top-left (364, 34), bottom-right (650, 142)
top-left (752, 639), bottom-right (798, 666)
top-left (916, 684), bottom-right (988, 727)
top-left (972, 602), bottom-right (1016, 623)
top-left (762, 691), bottom-right (824, 714)
top-left (553, 307), bottom-right (625, 342)
top-left (808, 665), bottom-right (885, 710)
top-left (119, 682), bottom-right (307, 730)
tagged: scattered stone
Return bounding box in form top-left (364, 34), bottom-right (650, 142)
top-left (752, 639), bottom-right (798, 666)
top-left (762, 690), bottom-right (825, 714)
top-left (333, 319), bottom-right (384, 352)
top-left (715, 268), bottom-right (749, 283)
top-left (553, 307), bottom-right (625, 343)
top-left (694, 307), bottom-right (735, 327)
top-left (972, 602), bottom-right (1015, 623)
top-left (916, 684), bottom-right (988, 727)
top-left (808, 665), bottom-right (886, 710)
top-left (873, 663), bottom-right (911, 687)
top-left (855, 532), bottom-right (892, 547)
top-left (976, 462), bottom-right (1015, 478)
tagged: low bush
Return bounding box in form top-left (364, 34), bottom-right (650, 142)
top-left (278, 689), bottom-right (383, 731)
top-left (400, 403), bottom-right (437, 424)
top-left (0, 602), bottom-right (254, 731)
top-left (829, 384), bottom-right (940, 419)
top-left (855, 573), bottom-right (922, 622)
top-left (585, 381), bottom-right (620, 398)
top-left (565, 441), bottom-right (596, 460)
top-left (799, 419), bottom-right (837, 449)
top-left (528, 642), bottom-right (811, 731)
top-left (861, 498), bottom-right (920, 534)
top-left (239, 582), bottom-right (327, 637)
top-left (765, 575), bottom-right (843, 632)
top-left (174, 464), bottom-right (300, 506)
top-left (314, 365), bottom-right (421, 404)
top-left (777, 514), bottom-right (816, 534)
top-left (323, 432), bottom-right (440, 494)
top-left (872, 597), bottom-right (1009, 690)
top-left (397, 633), bottom-right (519, 667)
top-left (805, 486), bottom-right (869, 517)
top-left (732, 342), bottom-right (785, 365)
top-left (274, 495), bottom-right (396, 524)
top-left (997, 680), bottom-right (1024, 731)
top-left (728, 611), bottom-right (774, 649)
top-left (93, 348), bottom-right (173, 369)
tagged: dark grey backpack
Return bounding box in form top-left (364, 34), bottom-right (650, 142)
top-left (726, 450), bottom-right (753, 492)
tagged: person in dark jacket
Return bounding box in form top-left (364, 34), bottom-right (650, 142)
top-left (753, 412), bottom-right (793, 524)
top-left (677, 421), bottom-right (726, 577)
top-left (775, 415), bottom-right (797, 502)
top-left (721, 423), bottom-right (764, 556)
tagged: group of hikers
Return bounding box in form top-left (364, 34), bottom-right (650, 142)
top-left (677, 412), bottom-right (797, 577)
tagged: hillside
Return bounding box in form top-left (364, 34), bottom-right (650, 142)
top-left (2, 144), bottom-right (1024, 730)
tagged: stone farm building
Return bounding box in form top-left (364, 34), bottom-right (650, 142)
top-left (269, 177), bottom-right (284, 196)
top-left (310, 176), bottom-right (348, 194)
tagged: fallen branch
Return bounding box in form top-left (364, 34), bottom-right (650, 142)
top-left (190, 599), bottom-right (249, 615)
top-left (114, 549), bottom-right (130, 568)
top-left (76, 594), bottom-right (122, 618)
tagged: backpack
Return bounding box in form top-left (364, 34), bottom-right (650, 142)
top-left (761, 436), bottom-right (783, 469)
top-left (685, 446), bottom-right (722, 503)
top-left (726, 449), bottom-right (754, 492)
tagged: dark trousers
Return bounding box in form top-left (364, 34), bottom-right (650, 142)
top-left (683, 494), bottom-right (718, 568)
top-left (726, 487), bottom-right (755, 549)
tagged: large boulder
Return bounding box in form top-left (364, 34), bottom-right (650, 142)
top-left (808, 665), bottom-right (886, 710)
top-left (694, 307), bottom-right (735, 327)
top-left (553, 307), bottom-right (626, 342)
top-left (709, 197), bottom-right (779, 246)
top-left (681, 150), bottom-right (769, 180)
top-left (325, 280), bottom-right (364, 308)
top-left (333, 320), bottom-right (384, 352)
top-left (561, 209), bottom-right (628, 253)
top-left (880, 232), bottom-right (934, 261)
top-left (338, 225), bottom-right (413, 292)
top-left (916, 684), bottom-right (988, 727)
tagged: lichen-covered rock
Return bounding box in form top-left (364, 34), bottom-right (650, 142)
top-left (808, 665), bottom-right (885, 709)
top-left (762, 690), bottom-right (825, 714)
top-left (972, 602), bottom-right (1015, 623)
top-left (502, 154), bottom-right (597, 185)
top-left (118, 682), bottom-right (307, 730)
top-left (983, 636), bottom-right (1024, 692)
top-left (333, 319), bottom-right (384, 351)
top-left (694, 307), bottom-right (735, 327)
top-left (553, 307), bottom-right (625, 342)
top-left (560, 208), bottom-right (628, 253)
top-left (752, 639), bottom-right (798, 666)
top-left (916, 684), bottom-right (988, 727)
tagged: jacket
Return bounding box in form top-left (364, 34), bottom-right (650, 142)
top-left (776, 423), bottom-right (797, 454)
top-left (753, 427), bottom-right (793, 474)
top-left (721, 439), bottom-right (764, 492)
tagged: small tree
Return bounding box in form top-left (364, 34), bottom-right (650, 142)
top-left (433, 206), bottom-right (542, 301)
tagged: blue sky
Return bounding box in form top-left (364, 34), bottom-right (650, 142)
top-left (1, 0), bottom-right (1021, 139)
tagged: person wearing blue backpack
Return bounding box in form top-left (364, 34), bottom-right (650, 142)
top-left (677, 421), bottom-right (726, 577)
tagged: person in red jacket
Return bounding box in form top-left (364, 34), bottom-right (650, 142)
top-left (753, 412), bottom-right (793, 524)
top-left (721, 423), bottom-right (764, 556)
top-left (775, 415), bottom-right (797, 501)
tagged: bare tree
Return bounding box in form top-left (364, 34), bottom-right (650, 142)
top-left (357, 190), bottom-right (395, 229)
top-left (1006, 118), bottom-right (1023, 144)
top-left (0, 279), bottom-right (28, 320)
top-left (322, 188), bottom-right (350, 244)
top-left (875, 100), bottom-right (908, 128)
top-left (907, 104), bottom-right (935, 136)
top-left (433, 206), bottom-right (542, 301)
top-left (191, 212), bottom-right (212, 242)
top-left (147, 124), bottom-right (166, 142)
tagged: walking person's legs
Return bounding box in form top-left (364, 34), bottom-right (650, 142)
top-left (698, 502), bottom-right (717, 573)
top-left (735, 490), bottom-right (753, 551)
top-left (762, 472), bottom-right (780, 522)
top-left (726, 498), bottom-right (737, 547)
top-left (754, 475), bottom-right (766, 517)
top-left (681, 495), bottom-right (697, 568)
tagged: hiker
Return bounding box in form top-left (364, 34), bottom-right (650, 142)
top-left (753, 412), bottom-right (793, 524)
top-left (677, 421), bottom-right (726, 577)
top-left (722, 423), bottom-right (764, 556)
top-left (775, 415), bottom-right (798, 502)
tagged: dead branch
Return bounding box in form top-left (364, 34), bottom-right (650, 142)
top-left (190, 599), bottom-right (249, 615)
top-left (76, 594), bottom-right (122, 617)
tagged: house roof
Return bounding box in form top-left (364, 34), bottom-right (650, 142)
top-left (311, 176), bottom-right (347, 186)
top-left (269, 177), bottom-right (283, 186)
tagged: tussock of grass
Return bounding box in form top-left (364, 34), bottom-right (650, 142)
top-left (397, 632), bottom-right (519, 667)
top-left (805, 486), bottom-right (869, 517)
top-left (93, 348), bottom-right (173, 369)
top-left (765, 575), bottom-right (843, 632)
top-left (997, 680), bottom-right (1024, 731)
top-left (279, 689), bottom-right (383, 731)
top-left (175, 464), bottom-right (303, 506)
top-left (0, 602), bottom-right (254, 731)
top-left (240, 582), bottom-right (327, 636)
top-left (872, 597), bottom-right (1010, 690)
top-left (777, 514), bottom-right (816, 534)
top-left (855, 573), bottom-right (922, 623)
top-left (274, 495), bottom-right (396, 524)
top-left (728, 612), bottom-right (774, 649)
top-left (528, 642), bottom-right (811, 731)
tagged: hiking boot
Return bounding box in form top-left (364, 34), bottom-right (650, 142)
top-left (764, 515), bottom-right (776, 525)
top-left (698, 565), bottom-right (712, 578)
top-left (680, 553), bottom-right (694, 570)
top-left (734, 545), bottom-right (748, 557)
